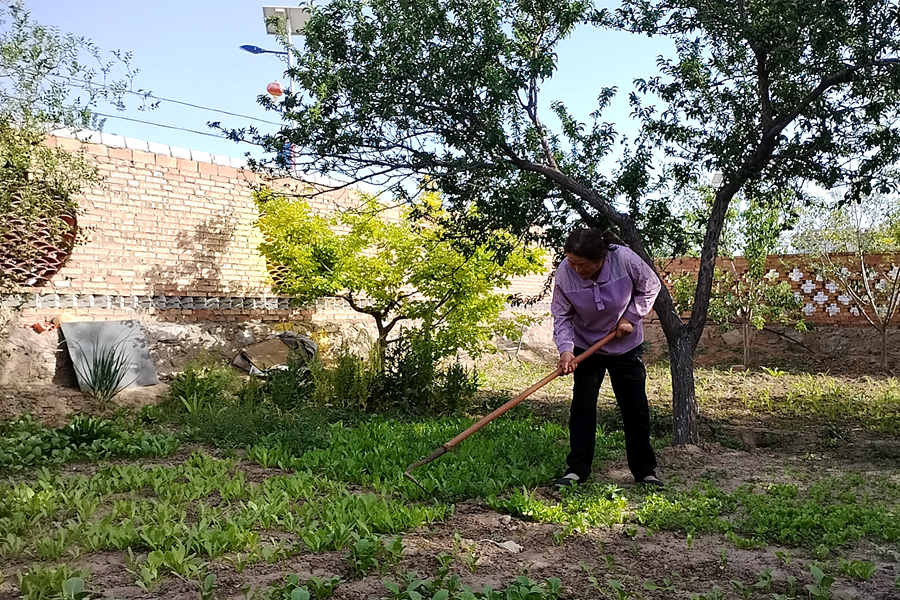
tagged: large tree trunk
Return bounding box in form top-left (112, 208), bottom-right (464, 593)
top-left (669, 331), bottom-right (700, 444)
top-left (652, 284), bottom-right (701, 445)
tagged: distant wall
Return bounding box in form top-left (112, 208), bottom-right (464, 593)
top-left (0, 133), bottom-right (384, 384)
top-left (657, 255), bottom-right (899, 327)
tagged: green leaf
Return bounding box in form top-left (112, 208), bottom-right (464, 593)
top-left (291, 588), bottom-right (311, 600)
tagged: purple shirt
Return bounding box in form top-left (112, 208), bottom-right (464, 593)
top-left (551, 245), bottom-right (662, 356)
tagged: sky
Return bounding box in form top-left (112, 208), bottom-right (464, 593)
top-left (22, 1), bottom-right (673, 161)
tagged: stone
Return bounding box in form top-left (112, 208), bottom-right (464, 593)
top-left (722, 329), bottom-right (743, 347)
top-left (235, 329), bottom-right (255, 346)
top-left (498, 541), bottom-right (523, 553)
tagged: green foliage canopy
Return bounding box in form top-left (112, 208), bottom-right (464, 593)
top-left (0, 1), bottom-right (145, 292)
top-left (254, 188), bottom-right (547, 356)
top-left (223, 0), bottom-right (900, 444)
top-left (0, 0), bottom-right (142, 130)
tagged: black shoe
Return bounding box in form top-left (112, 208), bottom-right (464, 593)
top-left (553, 473), bottom-right (581, 488)
top-left (637, 475), bottom-right (664, 488)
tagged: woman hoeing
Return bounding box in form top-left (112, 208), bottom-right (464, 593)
top-left (551, 228), bottom-right (663, 488)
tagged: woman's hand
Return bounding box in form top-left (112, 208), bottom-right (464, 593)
top-left (557, 351), bottom-right (577, 374)
top-left (615, 317), bottom-right (634, 338)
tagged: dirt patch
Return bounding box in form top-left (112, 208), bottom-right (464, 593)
top-left (0, 382), bottom-right (167, 425)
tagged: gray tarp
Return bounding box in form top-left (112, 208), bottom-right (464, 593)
top-left (60, 320), bottom-right (159, 391)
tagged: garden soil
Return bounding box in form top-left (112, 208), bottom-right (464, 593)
top-left (1, 435), bottom-right (898, 599)
top-left (1, 381), bottom-right (899, 599)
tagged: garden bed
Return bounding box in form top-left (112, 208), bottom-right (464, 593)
top-left (1, 359), bottom-right (898, 600)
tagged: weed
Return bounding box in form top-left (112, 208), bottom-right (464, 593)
top-left (772, 574), bottom-right (799, 600)
top-left (775, 549), bottom-right (792, 565)
top-left (643, 579), bottom-right (677, 592)
top-left (761, 366), bottom-right (789, 377)
top-left (754, 567), bottom-right (774, 591)
top-left (125, 548), bottom-right (164, 592)
top-left (199, 573), bottom-right (217, 600)
top-left (606, 579), bottom-right (636, 599)
top-left (263, 355), bottom-right (314, 410)
top-left (633, 477), bottom-right (900, 551)
top-left (267, 574), bottom-right (313, 600)
top-left (165, 359), bottom-right (240, 410)
top-left (383, 573), bottom-right (561, 600)
top-left (380, 331), bottom-right (479, 414)
top-left (452, 534), bottom-right (479, 572)
top-left (690, 585), bottom-right (724, 600)
top-left (730, 580), bottom-right (752, 599)
top-left (223, 552), bottom-right (254, 574)
top-left (18, 565), bottom-right (92, 600)
top-left (346, 534), bottom-right (404, 577)
top-left (59, 415), bottom-right (116, 447)
top-left (0, 414), bottom-right (177, 472)
top-left (306, 575), bottom-right (342, 600)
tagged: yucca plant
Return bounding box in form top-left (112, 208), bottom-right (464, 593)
top-left (71, 338), bottom-right (134, 404)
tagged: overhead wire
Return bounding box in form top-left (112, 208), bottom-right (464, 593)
top-left (51, 74), bottom-right (284, 127)
top-left (92, 111), bottom-right (257, 143)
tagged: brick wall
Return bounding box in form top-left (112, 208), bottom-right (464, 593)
top-left (7, 133), bottom-right (392, 325)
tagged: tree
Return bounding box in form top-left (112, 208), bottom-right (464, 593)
top-left (223, 0), bottom-right (900, 444)
top-left (0, 0), bottom-right (142, 293)
top-left (674, 189), bottom-right (805, 367)
top-left (253, 188), bottom-right (547, 358)
top-left (794, 195), bottom-right (900, 370)
top-left (0, 0), bottom-right (142, 130)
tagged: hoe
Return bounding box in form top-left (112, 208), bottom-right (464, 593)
top-left (403, 330), bottom-right (617, 494)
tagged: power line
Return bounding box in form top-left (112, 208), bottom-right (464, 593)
top-left (93, 111), bottom-right (256, 144)
top-left (53, 74), bottom-right (283, 126)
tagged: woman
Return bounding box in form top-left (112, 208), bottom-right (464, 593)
top-left (551, 228), bottom-right (663, 488)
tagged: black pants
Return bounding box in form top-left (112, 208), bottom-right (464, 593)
top-left (566, 345), bottom-right (657, 482)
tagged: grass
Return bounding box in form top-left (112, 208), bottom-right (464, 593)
top-left (480, 358), bottom-right (900, 435)
top-left (1, 355), bottom-right (899, 599)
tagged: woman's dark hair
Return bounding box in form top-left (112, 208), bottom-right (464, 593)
top-left (563, 228), bottom-right (623, 261)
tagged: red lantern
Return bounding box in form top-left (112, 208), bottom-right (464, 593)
top-left (266, 81), bottom-right (284, 97)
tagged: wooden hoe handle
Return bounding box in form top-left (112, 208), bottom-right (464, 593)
top-left (403, 330), bottom-right (618, 487)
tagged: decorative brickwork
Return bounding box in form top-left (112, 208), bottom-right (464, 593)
top-left (658, 255), bottom-right (898, 326)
